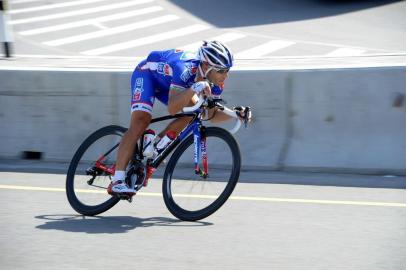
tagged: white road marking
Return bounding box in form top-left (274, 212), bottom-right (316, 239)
top-left (10, 0), bottom-right (45, 4)
top-left (43, 15), bottom-right (180, 46)
top-left (82, 24), bottom-right (211, 56)
top-left (235, 40), bottom-right (295, 58)
top-left (9, 0), bottom-right (109, 14)
top-left (92, 22), bottom-right (108, 30)
top-left (179, 32), bottom-right (246, 51)
top-left (326, 48), bottom-right (366, 57)
top-left (13, 54), bottom-right (142, 59)
top-left (1, 184), bottom-right (405, 207)
top-left (10, 0), bottom-right (154, 25)
top-left (0, 66), bottom-right (133, 72)
top-left (19, 6), bottom-right (163, 36)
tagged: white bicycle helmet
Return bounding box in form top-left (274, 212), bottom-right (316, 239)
top-left (198, 40), bottom-right (234, 69)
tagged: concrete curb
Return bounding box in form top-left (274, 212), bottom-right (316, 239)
top-left (0, 58), bottom-right (405, 174)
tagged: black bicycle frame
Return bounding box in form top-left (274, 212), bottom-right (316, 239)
top-left (93, 112), bottom-right (199, 175)
top-left (147, 112), bottom-right (199, 168)
top-left (125, 112), bottom-right (201, 168)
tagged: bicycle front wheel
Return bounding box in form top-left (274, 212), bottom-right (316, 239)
top-left (66, 125), bottom-right (126, 216)
top-left (163, 127), bottom-right (241, 221)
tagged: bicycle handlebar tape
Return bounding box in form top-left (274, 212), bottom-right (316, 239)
top-left (0, 0), bottom-right (13, 58)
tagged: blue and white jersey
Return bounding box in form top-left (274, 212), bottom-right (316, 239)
top-left (131, 49), bottom-right (223, 114)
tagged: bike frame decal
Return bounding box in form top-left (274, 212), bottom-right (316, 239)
top-left (178, 120), bottom-right (196, 141)
top-left (193, 124), bottom-right (201, 174)
top-left (201, 136), bottom-right (208, 175)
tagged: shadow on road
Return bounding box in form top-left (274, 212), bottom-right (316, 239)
top-left (35, 214), bottom-right (212, 234)
top-left (169, 0), bottom-right (400, 27)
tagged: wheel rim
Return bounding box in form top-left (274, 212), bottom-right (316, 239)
top-left (69, 129), bottom-right (123, 209)
top-left (167, 133), bottom-right (238, 214)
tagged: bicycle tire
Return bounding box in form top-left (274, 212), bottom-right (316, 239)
top-left (162, 127), bottom-right (241, 221)
top-left (66, 125), bottom-right (127, 216)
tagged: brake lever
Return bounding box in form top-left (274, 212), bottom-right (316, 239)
top-left (214, 98), bottom-right (226, 105)
top-left (243, 107), bottom-right (251, 128)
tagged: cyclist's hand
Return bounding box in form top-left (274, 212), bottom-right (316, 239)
top-left (233, 106), bottom-right (252, 125)
top-left (191, 81), bottom-right (211, 97)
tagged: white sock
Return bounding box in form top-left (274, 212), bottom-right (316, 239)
top-left (112, 170), bottom-right (125, 182)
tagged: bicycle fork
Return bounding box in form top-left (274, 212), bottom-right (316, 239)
top-left (194, 126), bottom-right (209, 178)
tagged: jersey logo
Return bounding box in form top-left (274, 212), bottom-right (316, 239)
top-left (180, 51), bottom-right (197, 60)
top-left (157, 62), bottom-right (173, 76)
top-left (136, 78), bottom-right (143, 87)
top-left (133, 90), bottom-right (142, 101)
top-left (180, 65), bottom-right (197, 82)
top-left (133, 78), bottom-right (144, 101)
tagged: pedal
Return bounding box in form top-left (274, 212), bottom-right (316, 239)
top-left (116, 193), bottom-right (135, 202)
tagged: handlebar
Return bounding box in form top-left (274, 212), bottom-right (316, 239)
top-left (182, 97), bottom-right (205, 113)
top-left (220, 106), bottom-right (242, 134)
top-left (182, 96), bottom-right (242, 134)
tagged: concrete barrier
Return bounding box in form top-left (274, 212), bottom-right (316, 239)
top-left (0, 66), bottom-right (405, 174)
top-left (283, 67), bottom-right (406, 174)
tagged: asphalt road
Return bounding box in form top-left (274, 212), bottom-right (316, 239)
top-left (1, 170), bottom-right (405, 270)
top-left (5, 0), bottom-right (406, 58)
top-left (1, 1), bottom-right (406, 269)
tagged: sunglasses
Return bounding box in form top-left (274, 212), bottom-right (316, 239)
top-left (211, 67), bottom-right (230, 74)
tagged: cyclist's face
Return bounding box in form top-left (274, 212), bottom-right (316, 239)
top-left (207, 66), bottom-right (229, 85)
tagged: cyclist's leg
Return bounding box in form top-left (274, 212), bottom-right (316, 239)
top-left (114, 111), bottom-right (151, 172)
top-left (110, 68), bottom-right (155, 194)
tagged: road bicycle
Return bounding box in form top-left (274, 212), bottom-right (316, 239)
top-left (66, 96), bottom-right (249, 221)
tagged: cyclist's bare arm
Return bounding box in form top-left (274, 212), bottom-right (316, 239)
top-left (206, 105), bottom-right (252, 124)
top-left (167, 88), bottom-right (198, 115)
top-left (204, 108), bottom-right (235, 123)
top-left (167, 82), bottom-right (211, 115)
top-left (160, 88), bottom-right (199, 137)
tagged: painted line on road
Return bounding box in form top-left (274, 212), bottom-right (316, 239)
top-left (326, 48), bottom-right (366, 57)
top-left (19, 6), bottom-right (164, 36)
top-left (228, 195), bottom-right (406, 207)
top-left (235, 40), bottom-right (295, 59)
top-left (10, 0), bottom-right (48, 4)
top-left (0, 184), bottom-right (66, 192)
top-left (9, 0), bottom-right (110, 14)
top-left (43, 14), bottom-right (180, 46)
top-left (81, 24), bottom-right (211, 55)
top-left (179, 32), bottom-right (247, 51)
top-left (0, 66), bottom-right (133, 72)
top-left (10, 0), bottom-right (154, 25)
top-left (1, 184), bottom-right (405, 208)
top-left (237, 30), bottom-right (401, 53)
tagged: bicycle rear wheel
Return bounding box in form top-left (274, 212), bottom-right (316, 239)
top-left (162, 127), bottom-right (241, 221)
top-left (66, 125), bottom-right (126, 216)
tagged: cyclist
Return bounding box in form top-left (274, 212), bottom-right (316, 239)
top-left (108, 40), bottom-right (251, 195)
